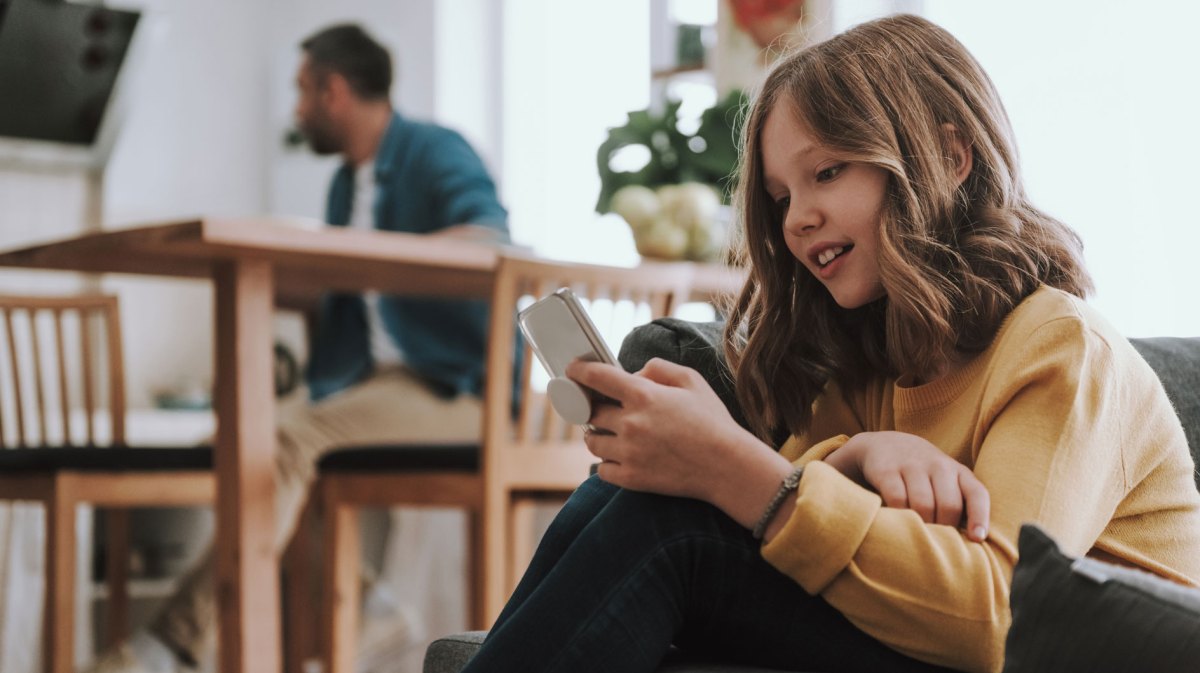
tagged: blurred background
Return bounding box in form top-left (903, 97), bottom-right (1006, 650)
top-left (0, 0), bottom-right (1197, 669)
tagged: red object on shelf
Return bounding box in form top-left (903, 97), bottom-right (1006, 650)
top-left (727, 0), bottom-right (806, 49)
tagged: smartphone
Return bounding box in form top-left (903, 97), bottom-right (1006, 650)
top-left (517, 288), bottom-right (617, 425)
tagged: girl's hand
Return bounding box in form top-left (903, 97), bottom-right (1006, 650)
top-left (566, 357), bottom-right (787, 512)
top-left (824, 431), bottom-right (991, 542)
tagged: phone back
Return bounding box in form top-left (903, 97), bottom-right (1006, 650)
top-left (518, 290), bottom-right (616, 381)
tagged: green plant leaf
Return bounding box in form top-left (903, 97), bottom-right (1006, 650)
top-left (596, 91), bottom-right (747, 212)
top-left (690, 90), bottom-right (748, 201)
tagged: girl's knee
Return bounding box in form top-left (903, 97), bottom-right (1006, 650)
top-left (601, 488), bottom-right (748, 545)
top-left (538, 475), bottom-right (619, 544)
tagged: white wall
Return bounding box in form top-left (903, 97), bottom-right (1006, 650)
top-left (99, 0), bottom-right (272, 408)
top-left (435, 0), bottom-right (505, 177)
top-left (0, 169), bottom-right (91, 281)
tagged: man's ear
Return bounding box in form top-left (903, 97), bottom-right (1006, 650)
top-left (940, 123), bottom-right (973, 186)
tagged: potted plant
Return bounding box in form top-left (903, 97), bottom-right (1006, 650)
top-left (596, 90), bottom-right (746, 262)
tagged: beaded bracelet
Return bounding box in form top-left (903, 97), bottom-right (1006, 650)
top-left (752, 465), bottom-right (805, 540)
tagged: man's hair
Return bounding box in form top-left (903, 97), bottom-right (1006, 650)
top-left (724, 14), bottom-right (1094, 442)
top-left (300, 23), bottom-right (392, 101)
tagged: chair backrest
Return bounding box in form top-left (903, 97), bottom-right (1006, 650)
top-left (0, 294), bottom-right (125, 448)
top-left (482, 254), bottom-right (693, 490)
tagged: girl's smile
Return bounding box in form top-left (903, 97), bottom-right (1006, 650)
top-left (808, 241), bottom-right (855, 279)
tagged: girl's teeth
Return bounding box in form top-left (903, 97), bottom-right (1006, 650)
top-left (819, 246), bottom-right (844, 265)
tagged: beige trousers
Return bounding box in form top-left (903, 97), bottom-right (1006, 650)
top-left (149, 367), bottom-right (483, 664)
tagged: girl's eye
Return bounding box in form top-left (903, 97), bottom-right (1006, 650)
top-left (774, 196), bottom-right (790, 212)
top-left (816, 164), bottom-right (844, 182)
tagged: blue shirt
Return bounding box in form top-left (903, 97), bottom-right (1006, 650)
top-left (305, 112), bottom-right (509, 401)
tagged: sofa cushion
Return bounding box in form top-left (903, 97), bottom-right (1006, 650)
top-left (617, 318), bottom-right (745, 430)
top-left (0, 446), bottom-right (213, 471)
top-left (1002, 524), bottom-right (1200, 673)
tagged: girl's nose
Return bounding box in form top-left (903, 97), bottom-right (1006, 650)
top-left (783, 201), bottom-right (821, 237)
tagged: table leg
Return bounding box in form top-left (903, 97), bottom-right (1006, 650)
top-left (214, 260), bottom-right (280, 673)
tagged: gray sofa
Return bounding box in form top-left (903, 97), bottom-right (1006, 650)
top-left (424, 320), bottom-right (1200, 673)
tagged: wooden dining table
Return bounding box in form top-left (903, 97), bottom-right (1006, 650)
top-left (0, 217), bottom-right (745, 673)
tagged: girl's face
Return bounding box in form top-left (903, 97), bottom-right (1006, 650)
top-left (761, 101), bottom-right (889, 309)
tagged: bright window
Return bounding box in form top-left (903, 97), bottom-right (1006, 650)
top-left (501, 0), bottom-right (650, 266)
top-left (923, 2), bottom-right (1200, 337)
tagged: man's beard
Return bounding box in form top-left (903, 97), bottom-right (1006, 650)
top-left (299, 118), bottom-right (342, 155)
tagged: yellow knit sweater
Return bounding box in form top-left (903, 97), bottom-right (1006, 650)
top-left (761, 286), bottom-right (1200, 673)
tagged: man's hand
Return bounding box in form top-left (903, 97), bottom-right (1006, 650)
top-left (429, 224), bottom-right (505, 242)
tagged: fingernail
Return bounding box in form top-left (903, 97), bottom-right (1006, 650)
top-left (972, 525), bottom-right (988, 541)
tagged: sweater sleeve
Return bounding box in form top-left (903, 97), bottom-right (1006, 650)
top-left (762, 315), bottom-right (1133, 673)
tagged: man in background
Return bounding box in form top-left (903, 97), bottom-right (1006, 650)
top-left (89, 22), bottom-right (507, 673)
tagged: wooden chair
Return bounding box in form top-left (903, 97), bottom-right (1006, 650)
top-left (0, 295), bottom-right (214, 673)
top-left (303, 254), bottom-right (693, 673)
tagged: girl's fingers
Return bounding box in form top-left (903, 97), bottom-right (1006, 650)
top-left (587, 402), bottom-right (622, 434)
top-left (901, 470), bottom-right (936, 523)
top-left (875, 473), bottom-right (909, 511)
top-left (583, 430), bottom-right (621, 464)
top-left (566, 360), bottom-right (638, 402)
top-left (593, 459), bottom-right (626, 487)
top-left (958, 469), bottom-right (992, 541)
top-left (637, 357), bottom-right (701, 388)
top-left (931, 469), bottom-right (965, 527)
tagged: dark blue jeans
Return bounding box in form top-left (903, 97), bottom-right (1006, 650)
top-left (461, 475), bottom-right (956, 673)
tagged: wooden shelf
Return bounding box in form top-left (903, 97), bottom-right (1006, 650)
top-left (651, 64), bottom-right (709, 79)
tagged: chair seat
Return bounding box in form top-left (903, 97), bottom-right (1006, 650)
top-left (0, 446), bottom-right (213, 471)
top-left (317, 443), bottom-right (480, 472)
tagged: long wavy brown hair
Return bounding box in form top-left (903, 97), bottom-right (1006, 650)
top-left (724, 14), bottom-right (1093, 443)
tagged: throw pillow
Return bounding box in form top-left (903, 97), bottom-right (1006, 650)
top-left (1002, 524), bottom-right (1200, 672)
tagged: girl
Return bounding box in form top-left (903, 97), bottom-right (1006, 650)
top-left (460, 14), bottom-right (1200, 673)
